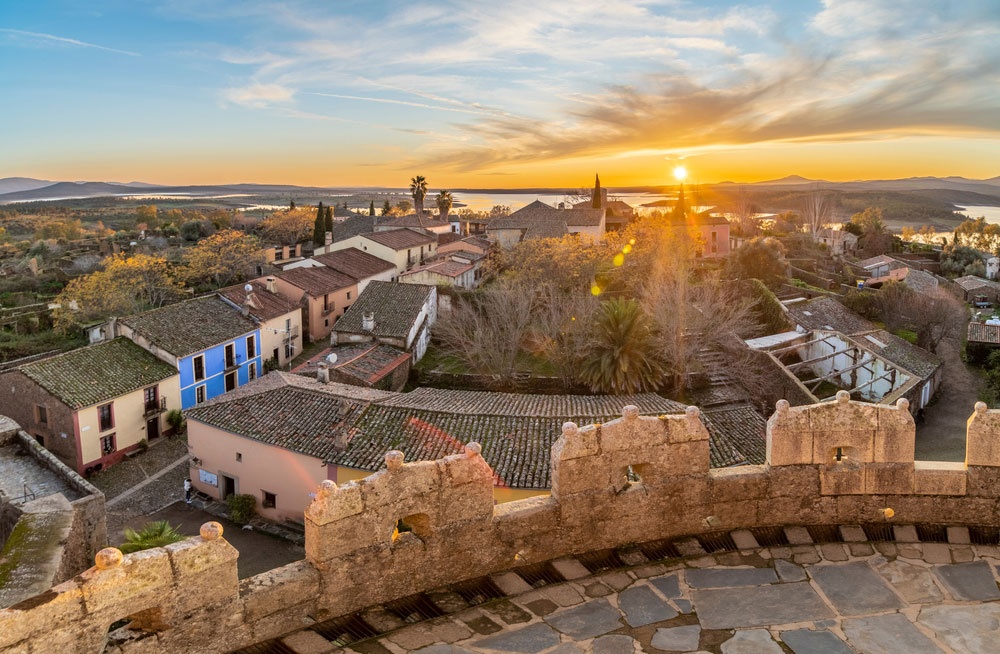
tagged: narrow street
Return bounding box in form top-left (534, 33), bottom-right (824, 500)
top-left (915, 330), bottom-right (983, 462)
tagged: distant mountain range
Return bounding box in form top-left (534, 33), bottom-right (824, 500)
top-left (2, 175), bottom-right (1000, 205)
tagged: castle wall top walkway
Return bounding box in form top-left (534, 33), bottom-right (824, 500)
top-left (5, 391), bottom-right (1000, 653)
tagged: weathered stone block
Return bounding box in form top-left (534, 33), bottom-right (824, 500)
top-left (965, 465), bottom-right (1000, 497)
top-left (914, 462), bottom-right (966, 496)
top-left (767, 400), bottom-right (813, 466)
top-left (784, 526), bottom-right (813, 545)
top-left (78, 548), bottom-right (172, 616)
top-left (0, 579), bottom-right (84, 645)
top-left (241, 561), bottom-right (320, 623)
top-left (730, 529), bottom-right (759, 550)
top-left (551, 558), bottom-right (590, 580)
top-left (865, 463), bottom-right (914, 495)
top-left (947, 526), bottom-right (971, 545)
top-left (839, 525), bottom-right (867, 542)
top-left (820, 465), bottom-right (864, 495)
top-left (966, 402), bottom-right (1000, 466)
top-left (281, 629), bottom-right (336, 654)
top-left (304, 482), bottom-right (364, 526)
top-left (710, 466), bottom-right (768, 503)
top-left (873, 426), bottom-right (915, 464)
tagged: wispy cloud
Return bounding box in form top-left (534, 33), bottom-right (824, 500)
top-left (222, 83), bottom-right (294, 108)
top-left (0, 28), bottom-right (139, 56)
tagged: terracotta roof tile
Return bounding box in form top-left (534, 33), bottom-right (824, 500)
top-left (362, 229), bottom-right (436, 250)
top-left (219, 281), bottom-right (299, 321)
top-left (313, 248), bottom-right (395, 280)
top-left (277, 266), bottom-right (356, 296)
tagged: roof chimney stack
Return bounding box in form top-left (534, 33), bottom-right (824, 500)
top-left (362, 312), bottom-right (376, 332)
top-left (266, 276), bottom-right (277, 294)
top-left (317, 360), bottom-right (330, 384)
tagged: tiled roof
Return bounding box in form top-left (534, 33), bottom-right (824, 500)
top-left (399, 259), bottom-right (473, 280)
top-left (277, 266), bottom-right (356, 296)
top-left (293, 344), bottom-right (411, 385)
top-left (19, 338), bottom-right (177, 409)
top-left (376, 387), bottom-right (685, 416)
top-left (856, 254), bottom-right (903, 270)
top-left (492, 200), bottom-right (604, 229)
top-left (119, 296), bottom-right (257, 358)
top-left (334, 281), bottom-right (434, 340)
top-left (333, 214), bottom-right (375, 243)
top-left (968, 322), bottom-right (1000, 345)
top-left (219, 281), bottom-right (299, 321)
top-left (376, 214), bottom-right (451, 231)
top-left (186, 384), bottom-right (370, 460)
top-left (954, 275), bottom-right (1000, 292)
top-left (867, 268), bottom-right (939, 295)
top-left (701, 404), bottom-right (767, 467)
top-left (362, 229), bottom-right (436, 250)
top-left (784, 297), bottom-right (940, 379)
top-left (190, 378), bottom-right (766, 489)
top-left (784, 297), bottom-right (873, 334)
top-left (313, 248), bottom-right (395, 280)
top-left (330, 391), bottom-right (687, 489)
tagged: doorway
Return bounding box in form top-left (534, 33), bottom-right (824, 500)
top-left (225, 371), bottom-right (237, 392)
top-left (221, 474), bottom-right (236, 500)
top-left (146, 417), bottom-right (160, 440)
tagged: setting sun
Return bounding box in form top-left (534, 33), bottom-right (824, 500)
top-left (673, 166), bottom-right (688, 182)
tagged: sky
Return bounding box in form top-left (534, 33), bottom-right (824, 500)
top-left (3, 0), bottom-right (1000, 188)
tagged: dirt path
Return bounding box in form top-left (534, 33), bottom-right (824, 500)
top-left (914, 333), bottom-right (983, 461)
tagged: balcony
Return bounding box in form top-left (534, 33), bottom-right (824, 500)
top-left (283, 326), bottom-right (300, 342)
top-left (144, 396), bottom-right (167, 418)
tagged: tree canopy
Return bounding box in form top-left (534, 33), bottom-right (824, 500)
top-left (260, 207), bottom-right (314, 245)
top-left (183, 230), bottom-right (264, 290)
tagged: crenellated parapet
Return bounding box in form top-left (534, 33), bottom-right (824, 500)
top-left (8, 396), bottom-right (1000, 654)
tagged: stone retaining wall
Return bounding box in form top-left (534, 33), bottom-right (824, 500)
top-left (5, 392), bottom-right (1000, 653)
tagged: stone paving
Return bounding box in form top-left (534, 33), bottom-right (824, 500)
top-left (0, 444), bottom-right (83, 505)
top-left (274, 540), bottom-right (1000, 653)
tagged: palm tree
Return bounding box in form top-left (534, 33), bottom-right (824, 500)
top-left (579, 297), bottom-right (665, 394)
top-left (118, 520), bottom-right (185, 553)
top-left (409, 175), bottom-right (428, 219)
top-left (436, 190), bottom-right (453, 221)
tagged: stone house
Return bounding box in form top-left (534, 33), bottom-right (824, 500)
top-left (331, 281), bottom-right (437, 362)
top-left (954, 275), bottom-right (1000, 304)
top-left (398, 251), bottom-right (484, 290)
top-left (218, 280), bottom-right (303, 368)
top-left (116, 296), bottom-right (262, 410)
top-left (0, 338), bottom-right (179, 473)
top-left (326, 229), bottom-right (438, 277)
top-left (815, 227), bottom-right (858, 256)
top-left (311, 247), bottom-right (396, 293)
top-left (271, 267), bottom-right (357, 343)
top-left (292, 344), bottom-right (413, 392)
top-left (375, 214), bottom-right (452, 236)
top-left (487, 200), bottom-right (605, 247)
top-left (437, 235), bottom-right (490, 257)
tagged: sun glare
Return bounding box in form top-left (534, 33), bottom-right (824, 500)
top-left (673, 165), bottom-right (688, 181)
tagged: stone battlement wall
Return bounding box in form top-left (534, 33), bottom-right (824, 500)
top-left (6, 392), bottom-right (1000, 653)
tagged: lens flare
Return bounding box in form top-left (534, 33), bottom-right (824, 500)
top-left (673, 165), bottom-right (687, 181)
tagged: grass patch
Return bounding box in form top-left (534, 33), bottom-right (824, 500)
top-left (893, 328), bottom-right (918, 344)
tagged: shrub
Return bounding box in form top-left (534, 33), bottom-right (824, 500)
top-left (165, 409), bottom-right (185, 434)
top-left (226, 493), bottom-right (256, 524)
top-left (118, 520), bottom-right (184, 553)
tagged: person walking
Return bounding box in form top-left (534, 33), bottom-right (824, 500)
top-left (184, 478), bottom-right (193, 504)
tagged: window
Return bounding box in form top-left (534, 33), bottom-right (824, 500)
top-left (712, 230), bottom-right (718, 242)
top-left (285, 342), bottom-right (295, 359)
top-left (34, 434), bottom-right (44, 446)
top-left (248, 362), bottom-right (256, 381)
top-left (236, 452), bottom-right (242, 462)
top-left (100, 434), bottom-right (116, 455)
top-left (323, 294), bottom-right (329, 310)
top-left (274, 246), bottom-right (283, 261)
top-left (246, 335), bottom-right (256, 357)
top-left (262, 491), bottom-right (276, 508)
top-left (196, 385), bottom-right (206, 404)
top-left (193, 355), bottom-right (205, 381)
top-left (225, 371), bottom-right (237, 392)
top-left (144, 386), bottom-right (158, 413)
top-left (347, 291), bottom-right (351, 300)
top-left (225, 343), bottom-right (236, 368)
top-left (36, 405), bottom-right (48, 426)
top-left (98, 403), bottom-right (114, 431)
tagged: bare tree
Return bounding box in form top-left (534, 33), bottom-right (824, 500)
top-left (803, 188), bottom-right (830, 239)
top-left (433, 279), bottom-right (536, 386)
top-left (729, 185), bottom-right (759, 236)
top-left (529, 283), bottom-right (597, 387)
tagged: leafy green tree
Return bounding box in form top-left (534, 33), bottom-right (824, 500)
top-left (381, 200), bottom-right (392, 216)
top-left (850, 207), bottom-right (893, 256)
top-left (941, 244), bottom-right (988, 278)
top-left (118, 520), bottom-right (185, 554)
top-left (436, 190), bottom-right (453, 220)
top-left (313, 202), bottom-right (326, 246)
top-left (579, 297), bottom-right (664, 394)
top-left (325, 205), bottom-right (334, 233)
top-left (410, 175), bottom-right (428, 217)
top-left (135, 205), bottom-right (158, 230)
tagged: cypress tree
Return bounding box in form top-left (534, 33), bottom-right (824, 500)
top-left (325, 206), bottom-right (333, 233)
top-left (370, 200), bottom-right (375, 216)
top-left (382, 200), bottom-right (391, 216)
top-left (592, 174), bottom-right (602, 209)
top-left (313, 202), bottom-right (325, 246)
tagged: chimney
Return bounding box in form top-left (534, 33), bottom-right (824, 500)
top-left (558, 202), bottom-right (565, 210)
top-left (362, 312), bottom-right (376, 332)
top-left (325, 231), bottom-right (333, 247)
top-left (266, 276), bottom-right (277, 294)
top-left (317, 360), bottom-right (330, 384)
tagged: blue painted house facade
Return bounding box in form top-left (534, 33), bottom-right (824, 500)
top-left (116, 296), bottom-right (263, 410)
